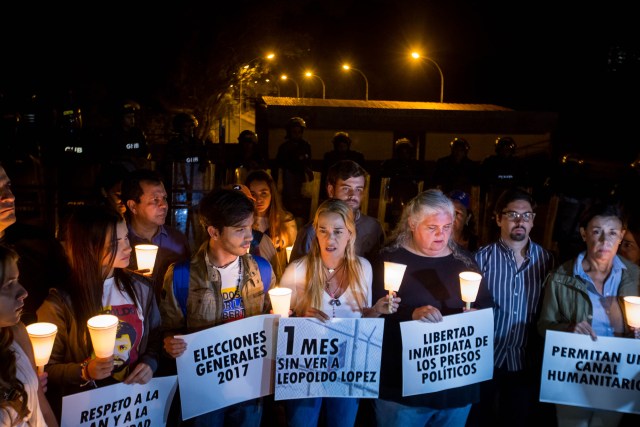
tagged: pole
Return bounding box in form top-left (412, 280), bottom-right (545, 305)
top-left (424, 58), bottom-right (444, 102)
top-left (351, 68), bottom-right (369, 101)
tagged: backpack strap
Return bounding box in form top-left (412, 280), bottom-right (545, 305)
top-left (173, 256), bottom-right (271, 317)
top-left (172, 259), bottom-right (191, 317)
top-left (253, 255), bottom-right (272, 293)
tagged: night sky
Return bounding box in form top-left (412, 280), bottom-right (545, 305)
top-left (2, 1), bottom-right (639, 159)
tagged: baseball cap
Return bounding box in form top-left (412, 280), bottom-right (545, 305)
top-left (448, 190), bottom-right (470, 210)
top-left (225, 184), bottom-right (255, 202)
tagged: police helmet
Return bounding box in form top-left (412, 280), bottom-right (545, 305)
top-left (395, 137), bottom-right (412, 148)
top-left (286, 116), bottom-right (306, 130)
top-left (238, 130), bottom-right (257, 144)
top-left (495, 136), bottom-right (516, 153)
top-left (121, 100), bottom-right (141, 116)
top-left (172, 112), bottom-right (198, 133)
top-left (332, 131), bottom-right (351, 147)
top-left (450, 137), bottom-right (470, 151)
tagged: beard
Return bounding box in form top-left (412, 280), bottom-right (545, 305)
top-left (509, 228), bottom-right (527, 242)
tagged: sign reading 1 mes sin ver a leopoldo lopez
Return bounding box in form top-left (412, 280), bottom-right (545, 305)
top-left (401, 308), bottom-right (494, 396)
top-left (274, 318), bottom-right (384, 400)
top-left (175, 314), bottom-right (279, 420)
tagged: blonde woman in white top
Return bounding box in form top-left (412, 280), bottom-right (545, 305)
top-left (279, 199), bottom-right (398, 427)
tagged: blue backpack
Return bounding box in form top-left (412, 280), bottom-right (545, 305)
top-left (172, 255), bottom-right (272, 317)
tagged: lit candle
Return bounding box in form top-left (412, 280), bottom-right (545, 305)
top-left (384, 262), bottom-right (407, 313)
top-left (286, 246), bottom-right (293, 263)
top-left (623, 296), bottom-right (640, 339)
top-left (87, 314), bottom-right (119, 358)
top-left (26, 322), bottom-right (58, 374)
top-left (135, 244), bottom-right (158, 276)
top-left (269, 287), bottom-right (292, 318)
top-left (459, 271), bottom-right (482, 310)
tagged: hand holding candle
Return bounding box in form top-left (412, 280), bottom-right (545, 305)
top-left (623, 296), bottom-right (640, 339)
top-left (384, 262), bottom-right (407, 313)
top-left (135, 244), bottom-right (158, 276)
top-left (26, 322), bottom-right (58, 374)
top-left (459, 271), bottom-right (482, 310)
top-left (87, 314), bottom-right (119, 358)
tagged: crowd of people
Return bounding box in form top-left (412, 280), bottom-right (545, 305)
top-left (1, 108), bottom-right (640, 427)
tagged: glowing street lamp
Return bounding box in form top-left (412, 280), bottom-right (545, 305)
top-left (342, 64), bottom-right (369, 101)
top-left (304, 71), bottom-right (326, 99)
top-left (280, 74), bottom-right (300, 98)
top-left (410, 52), bottom-right (444, 103)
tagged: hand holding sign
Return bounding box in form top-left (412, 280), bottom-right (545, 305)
top-left (164, 336), bottom-right (187, 358)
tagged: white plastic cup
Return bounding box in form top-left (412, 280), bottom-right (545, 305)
top-left (384, 262), bottom-right (407, 292)
top-left (87, 314), bottom-right (119, 358)
top-left (459, 271), bottom-right (482, 308)
top-left (269, 287), bottom-right (292, 318)
top-left (135, 244), bottom-right (158, 275)
top-left (26, 322), bottom-right (58, 372)
top-left (623, 296), bottom-right (640, 328)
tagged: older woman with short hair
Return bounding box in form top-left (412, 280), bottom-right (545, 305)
top-left (372, 189), bottom-right (493, 426)
top-left (538, 200), bottom-right (640, 427)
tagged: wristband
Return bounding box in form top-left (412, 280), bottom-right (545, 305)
top-left (80, 358), bottom-right (94, 387)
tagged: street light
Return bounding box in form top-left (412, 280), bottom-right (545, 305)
top-left (410, 52), bottom-right (444, 103)
top-left (304, 71), bottom-right (326, 99)
top-left (280, 74), bottom-right (300, 98)
top-left (342, 64), bottom-right (369, 101)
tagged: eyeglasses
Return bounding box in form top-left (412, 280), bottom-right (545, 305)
top-left (501, 211), bottom-right (536, 222)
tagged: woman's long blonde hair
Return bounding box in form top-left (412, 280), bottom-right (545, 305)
top-left (296, 199), bottom-right (368, 315)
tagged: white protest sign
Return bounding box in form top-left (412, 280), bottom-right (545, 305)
top-left (61, 375), bottom-right (178, 427)
top-left (540, 330), bottom-right (640, 414)
top-left (176, 314), bottom-right (278, 420)
top-left (274, 318), bottom-right (384, 400)
top-left (401, 308), bottom-right (494, 396)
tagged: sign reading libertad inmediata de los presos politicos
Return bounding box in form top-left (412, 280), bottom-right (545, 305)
top-left (401, 308), bottom-right (494, 396)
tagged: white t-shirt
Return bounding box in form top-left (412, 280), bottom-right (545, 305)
top-left (210, 256), bottom-right (246, 323)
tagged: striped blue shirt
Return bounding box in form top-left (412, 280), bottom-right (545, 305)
top-left (475, 238), bottom-right (554, 371)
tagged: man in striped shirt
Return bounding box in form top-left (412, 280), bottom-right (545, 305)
top-left (470, 187), bottom-right (555, 426)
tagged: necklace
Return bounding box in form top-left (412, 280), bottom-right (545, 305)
top-left (325, 267), bottom-right (343, 317)
top-left (212, 257), bottom-right (243, 290)
top-left (323, 261), bottom-right (343, 275)
top-left (213, 257), bottom-right (237, 269)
